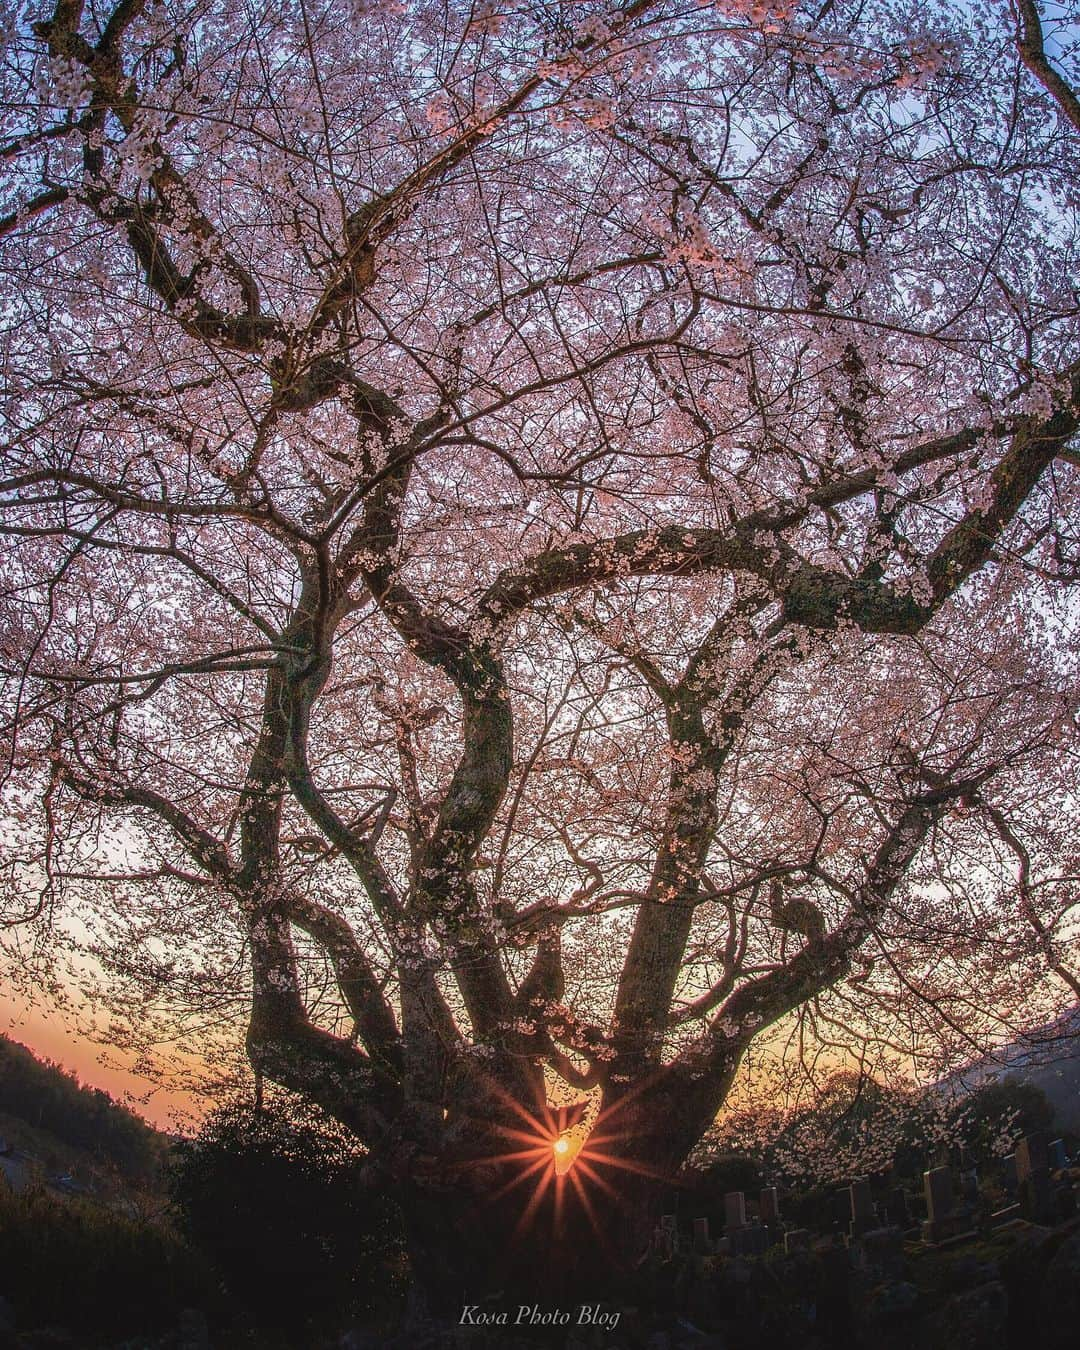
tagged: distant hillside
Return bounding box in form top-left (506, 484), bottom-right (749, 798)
top-left (948, 1005), bottom-right (1080, 1132)
top-left (0, 1034), bottom-right (167, 1183)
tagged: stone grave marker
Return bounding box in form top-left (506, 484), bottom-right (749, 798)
top-left (849, 1177), bottom-right (877, 1239)
top-left (1016, 1131), bottom-right (1055, 1223)
top-left (759, 1186), bottom-right (780, 1226)
top-left (724, 1190), bottom-right (747, 1231)
top-left (1016, 1131), bottom-right (1049, 1181)
top-left (885, 1186), bottom-right (911, 1227)
top-left (921, 1165), bottom-right (955, 1244)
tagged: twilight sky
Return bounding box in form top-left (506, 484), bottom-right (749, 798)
top-left (1, 986), bottom-right (203, 1131)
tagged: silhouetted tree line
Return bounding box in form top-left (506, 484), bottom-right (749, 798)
top-left (0, 1035), bottom-right (164, 1180)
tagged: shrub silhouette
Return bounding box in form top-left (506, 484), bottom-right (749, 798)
top-left (0, 1180), bottom-right (212, 1337)
top-left (169, 1097), bottom-right (405, 1331)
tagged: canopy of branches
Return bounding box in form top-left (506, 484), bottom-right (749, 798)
top-left (1, 0), bottom-right (1079, 1184)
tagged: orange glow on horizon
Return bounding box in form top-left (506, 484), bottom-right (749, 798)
top-left (0, 991), bottom-right (203, 1132)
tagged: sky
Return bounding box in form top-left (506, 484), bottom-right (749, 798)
top-left (0, 983), bottom-right (203, 1131)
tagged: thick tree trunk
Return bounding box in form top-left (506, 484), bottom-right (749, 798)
top-left (397, 1161), bottom-right (672, 1315)
top-left (391, 1087), bottom-right (707, 1315)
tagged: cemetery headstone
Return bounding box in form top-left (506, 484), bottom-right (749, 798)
top-left (885, 1186), bottom-right (911, 1227)
top-left (1016, 1131), bottom-right (1055, 1223)
top-left (849, 1177), bottom-right (877, 1239)
top-left (1015, 1131), bottom-right (1049, 1182)
top-left (724, 1190), bottom-right (747, 1231)
top-left (921, 1165), bottom-right (955, 1244)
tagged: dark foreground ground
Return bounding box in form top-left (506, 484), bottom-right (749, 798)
top-left (3, 1211), bottom-right (1080, 1350)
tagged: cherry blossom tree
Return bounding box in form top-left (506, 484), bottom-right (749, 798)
top-left (2, 0), bottom-right (1080, 1295)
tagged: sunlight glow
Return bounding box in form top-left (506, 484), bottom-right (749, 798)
top-left (459, 1083), bottom-right (669, 1256)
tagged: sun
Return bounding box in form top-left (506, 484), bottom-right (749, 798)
top-left (458, 1079), bottom-right (671, 1270)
